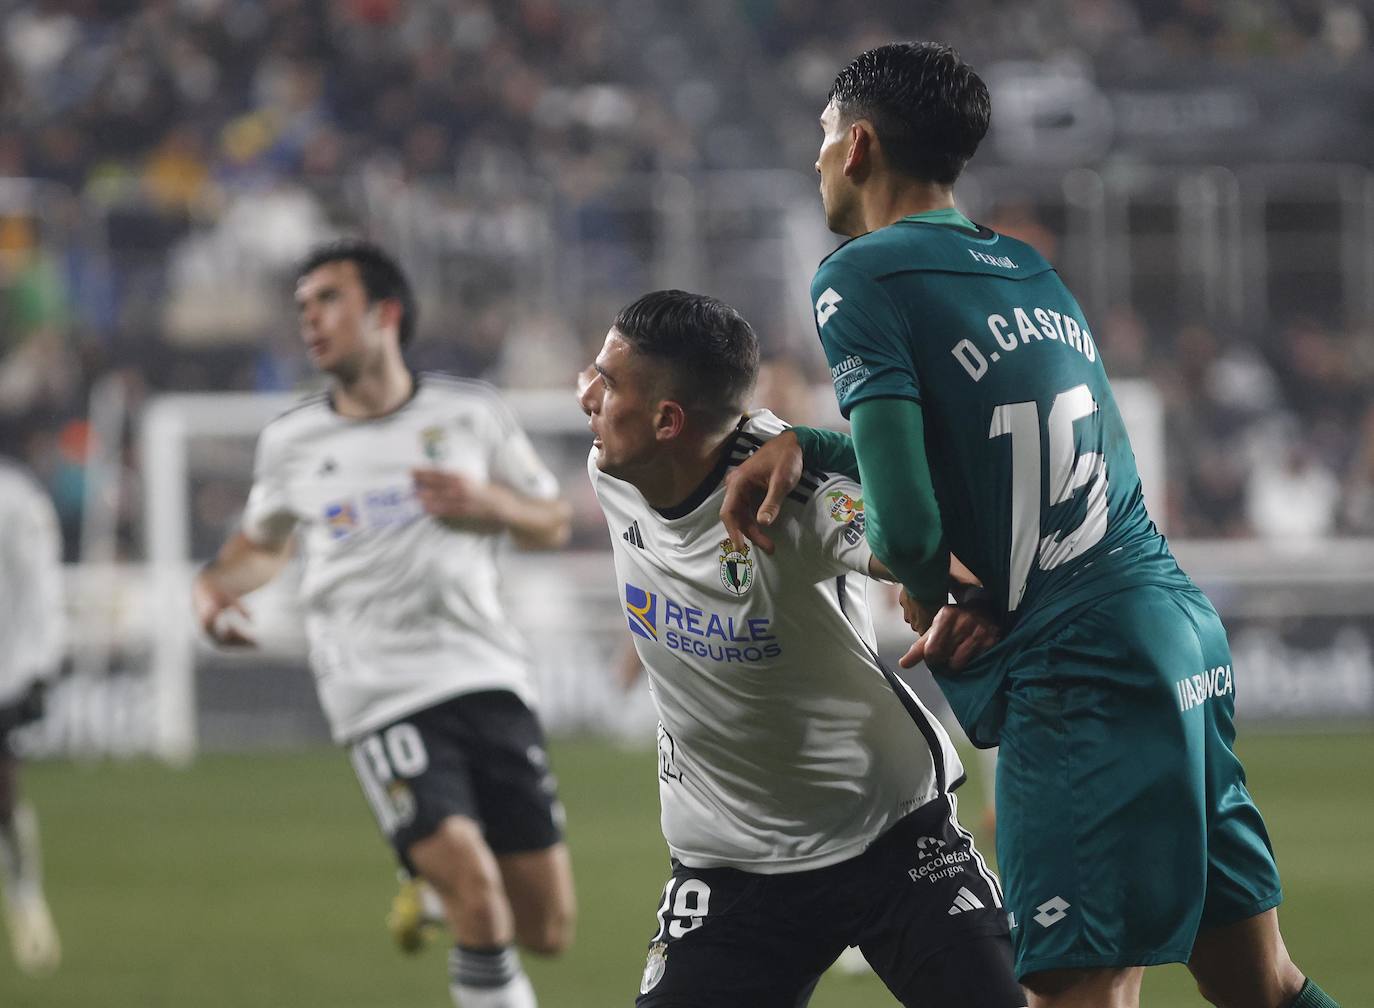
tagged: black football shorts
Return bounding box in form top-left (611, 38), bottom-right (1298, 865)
top-left (348, 689), bottom-right (564, 872)
top-left (635, 794), bottom-right (1024, 1008)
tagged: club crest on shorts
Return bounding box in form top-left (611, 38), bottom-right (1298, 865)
top-left (718, 537), bottom-right (754, 597)
top-left (640, 941), bottom-right (668, 994)
top-left (420, 425), bottom-right (449, 462)
top-left (386, 779), bottom-right (417, 827)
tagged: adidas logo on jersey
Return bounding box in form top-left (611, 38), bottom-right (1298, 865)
top-left (623, 521), bottom-right (646, 549)
top-left (947, 887), bottom-right (985, 915)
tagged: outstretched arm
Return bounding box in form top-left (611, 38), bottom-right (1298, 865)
top-left (192, 530), bottom-right (292, 647)
top-left (412, 469), bottom-right (572, 550)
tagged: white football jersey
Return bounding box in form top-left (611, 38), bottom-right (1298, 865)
top-left (590, 410), bottom-right (964, 874)
top-left (242, 373), bottom-right (559, 742)
top-left (0, 458), bottom-right (65, 705)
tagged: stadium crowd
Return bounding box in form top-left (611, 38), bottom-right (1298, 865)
top-left (2, 0), bottom-right (1373, 556)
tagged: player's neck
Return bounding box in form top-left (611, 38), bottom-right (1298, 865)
top-left (856, 179), bottom-right (957, 234)
top-left (330, 350), bottom-right (413, 419)
top-left (638, 426), bottom-right (737, 512)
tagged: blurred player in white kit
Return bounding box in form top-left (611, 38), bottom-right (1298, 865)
top-left (0, 457), bottom-right (65, 975)
top-left (192, 239), bottom-right (575, 1008)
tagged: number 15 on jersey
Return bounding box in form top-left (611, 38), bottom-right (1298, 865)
top-left (989, 384), bottom-right (1109, 613)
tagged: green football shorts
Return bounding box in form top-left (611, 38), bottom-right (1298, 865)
top-left (994, 584), bottom-right (1283, 980)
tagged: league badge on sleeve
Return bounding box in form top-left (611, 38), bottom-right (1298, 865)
top-left (719, 537), bottom-right (755, 597)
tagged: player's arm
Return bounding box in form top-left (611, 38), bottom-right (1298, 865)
top-left (192, 529), bottom-right (293, 647)
top-left (412, 470), bottom-right (571, 549)
top-left (193, 427), bottom-right (296, 647)
top-left (416, 393), bottom-right (571, 550)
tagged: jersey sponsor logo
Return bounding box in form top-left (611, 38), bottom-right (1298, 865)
top-left (815, 286), bottom-right (843, 327)
top-left (829, 354), bottom-right (872, 399)
top-left (623, 521), bottom-right (646, 549)
top-left (324, 500), bottom-right (359, 539)
top-left (323, 486), bottom-right (427, 539)
top-left (1176, 664), bottom-right (1234, 712)
top-left (947, 886), bottom-right (986, 915)
top-left (1033, 896), bottom-right (1070, 928)
top-left (718, 538), bottom-right (754, 597)
top-left (623, 582), bottom-right (781, 664)
top-left (640, 942), bottom-right (668, 994)
top-left (968, 248), bottom-right (1018, 269)
top-left (420, 425), bottom-right (449, 462)
top-left (626, 583), bottom-right (659, 640)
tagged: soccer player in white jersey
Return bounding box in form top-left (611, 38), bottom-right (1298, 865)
top-left (578, 290), bottom-right (1024, 1008)
top-left (192, 240), bottom-right (575, 1008)
top-left (0, 457), bottom-right (65, 975)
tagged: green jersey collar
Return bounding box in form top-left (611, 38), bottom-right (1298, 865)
top-left (900, 207), bottom-right (977, 230)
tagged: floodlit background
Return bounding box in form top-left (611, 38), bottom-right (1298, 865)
top-left (1, 1), bottom-right (1371, 1005)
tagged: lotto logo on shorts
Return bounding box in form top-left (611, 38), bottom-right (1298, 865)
top-left (1033, 896), bottom-right (1070, 928)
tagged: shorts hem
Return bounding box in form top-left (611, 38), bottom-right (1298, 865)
top-left (1201, 888), bottom-right (1284, 932)
top-left (1016, 948), bottom-right (1190, 980)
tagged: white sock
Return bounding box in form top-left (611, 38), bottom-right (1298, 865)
top-left (0, 802), bottom-right (44, 904)
top-left (448, 945), bottom-right (537, 1008)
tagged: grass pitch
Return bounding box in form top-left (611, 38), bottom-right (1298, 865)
top-left (1, 730), bottom-right (1370, 1006)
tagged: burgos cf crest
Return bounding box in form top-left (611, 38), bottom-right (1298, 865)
top-left (625, 583), bottom-right (658, 640)
top-left (718, 537), bottom-right (754, 597)
top-left (420, 425), bottom-right (448, 462)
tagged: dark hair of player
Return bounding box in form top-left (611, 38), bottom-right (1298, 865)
top-left (613, 290), bottom-right (760, 425)
top-left (828, 42), bottom-right (990, 186)
top-left (296, 238), bottom-right (418, 347)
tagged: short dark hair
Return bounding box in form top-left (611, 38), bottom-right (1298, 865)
top-left (613, 290), bottom-right (759, 424)
top-left (828, 42), bottom-right (990, 186)
top-left (296, 239), bottom-right (417, 347)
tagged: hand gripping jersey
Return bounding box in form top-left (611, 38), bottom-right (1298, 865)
top-left (812, 217), bottom-right (1193, 744)
top-left (242, 373), bottom-right (559, 742)
top-left (0, 458), bottom-right (65, 705)
top-left (589, 410), bottom-right (963, 874)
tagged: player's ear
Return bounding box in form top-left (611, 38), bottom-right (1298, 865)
top-left (844, 121), bottom-right (874, 178)
top-left (373, 296), bottom-right (404, 338)
top-left (654, 400), bottom-right (687, 442)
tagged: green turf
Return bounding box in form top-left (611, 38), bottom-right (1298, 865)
top-left (1, 730), bottom-right (1369, 1006)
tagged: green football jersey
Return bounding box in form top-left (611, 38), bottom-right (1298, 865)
top-left (813, 213), bottom-right (1191, 734)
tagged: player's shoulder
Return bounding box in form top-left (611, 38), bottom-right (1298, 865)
top-left (418, 371), bottom-right (521, 427)
top-left (734, 411), bottom-right (831, 507)
top-left (418, 370), bottom-right (505, 404)
top-left (262, 388), bottom-right (331, 430)
top-left (817, 220), bottom-right (1054, 285)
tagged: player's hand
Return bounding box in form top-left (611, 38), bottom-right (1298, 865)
top-left (898, 588), bottom-right (942, 635)
top-left (413, 468), bottom-right (505, 530)
top-left (192, 570), bottom-right (257, 647)
top-left (899, 603), bottom-right (1001, 673)
top-left (720, 430), bottom-right (803, 555)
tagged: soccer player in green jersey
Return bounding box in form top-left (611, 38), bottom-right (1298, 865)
top-left (722, 42), bottom-right (1339, 1008)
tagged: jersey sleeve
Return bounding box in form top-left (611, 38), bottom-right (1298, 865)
top-left (811, 258), bottom-right (920, 417)
top-left (241, 425), bottom-right (298, 548)
top-left (484, 394), bottom-right (560, 501)
top-left (793, 474), bottom-right (874, 581)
